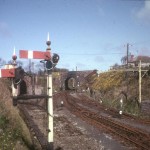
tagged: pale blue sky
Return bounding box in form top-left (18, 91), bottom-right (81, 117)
top-left (0, 0), bottom-right (150, 71)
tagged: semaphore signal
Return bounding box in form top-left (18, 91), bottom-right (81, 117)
top-left (0, 68), bottom-right (15, 78)
top-left (0, 33), bottom-right (59, 149)
top-left (0, 47), bottom-right (17, 78)
top-left (20, 50), bottom-right (51, 60)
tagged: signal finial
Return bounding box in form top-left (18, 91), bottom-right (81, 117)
top-left (46, 32), bottom-right (51, 51)
top-left (47, 32), bottom-right (50, 41)
top-left (12, 46), bottom-right (17, 65)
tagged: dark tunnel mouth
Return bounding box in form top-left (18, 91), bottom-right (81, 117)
top-left (20, 80), bottom-right (27, 95)
top-left (65, 77), bottom-right (76, 90)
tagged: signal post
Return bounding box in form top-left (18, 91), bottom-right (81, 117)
top-left (11, 48), bottom-right (19, 100)
top-left (45, 34), bottom-right (59, 149)
top-left (19, 33), bottom-right (59, 150)
top-left (46, 33), bottom-right (54, 150)
top-left (0, 47), bottom-right (21, 105)
top-left (0, 34), bottom-right (59, 149)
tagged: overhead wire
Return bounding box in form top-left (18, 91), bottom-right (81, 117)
top-left (58, 52), bottom-right (125, 56)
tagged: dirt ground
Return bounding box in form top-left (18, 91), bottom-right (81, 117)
top-left (53, 107), bottom-right (136, 150)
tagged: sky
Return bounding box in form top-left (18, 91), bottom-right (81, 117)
top-left (0, 0), bottom-right (150, 71)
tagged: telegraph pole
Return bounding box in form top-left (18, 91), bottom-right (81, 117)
top-left (126, 43), bottom-right (132, 101)
top-left (126, 43), bottom-right (129, 100)
top-left (139, 60), bottom-right (141, 104)
top-left (126, 43), bottom-right (133, 67)
top-left (126, 43), bottom-right (129, 67)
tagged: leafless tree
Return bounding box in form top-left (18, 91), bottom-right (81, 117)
top-left (0, 58), bottom-right (6, 68)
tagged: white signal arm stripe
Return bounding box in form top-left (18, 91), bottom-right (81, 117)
top-left (28, 50), bottom-right (33, 59)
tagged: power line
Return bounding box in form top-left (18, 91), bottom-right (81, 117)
top-left (59, 52), bottom-right (125, 56)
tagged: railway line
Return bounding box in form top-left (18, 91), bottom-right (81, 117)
top-left (16, 91), bottom-right (150, 150)
top-left (56, 92), bottom-right (150, 150)
top-left (18, 99), bottom-right (48, 150)
top-left (74, 93), bottom-right (150, 125)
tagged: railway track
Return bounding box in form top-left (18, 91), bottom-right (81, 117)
top-left (16, 92), bottom-right (150, 150)
top-left (63, 92), bottom-right (150, 150)
top-left (18, 99), bottom-right (48, 150)
top-left (74, 93), bottom-right (150, 125)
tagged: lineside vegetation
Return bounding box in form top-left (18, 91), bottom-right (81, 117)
top-left (90, 71), bottom-right (150, 118)
top-left (0, 79), bottom-right (33, 150)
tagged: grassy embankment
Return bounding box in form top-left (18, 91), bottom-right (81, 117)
top-left (91, 71), bottom-right (150, 117)
top-left (0, 79), bottom-right (34, 150)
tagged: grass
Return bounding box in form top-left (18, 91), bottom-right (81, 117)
top-left (91, 71), bottom-right (150, 118)
top-left (100, 97), bottom-right (141, 117)
top-left (0, 116), bottom-right (22, 150)
top-left (0, 79), bottom-right (34, 150)
top-left (0, 112), bottom-right (22, 149)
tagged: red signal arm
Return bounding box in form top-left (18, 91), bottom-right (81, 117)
top-left (20, 50), bottom-right (51, 60)
top-left (0, 68), bottom-right (15, 78)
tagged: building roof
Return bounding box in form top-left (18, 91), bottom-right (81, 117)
top-left (133, 56), bottom-right (150, 63)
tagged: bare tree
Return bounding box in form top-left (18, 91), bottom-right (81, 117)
top-left (121, 56), bottom-right (127, 65)
top-left (7, 60), bottom-right (23, 67)
top-left (0, 58), bottom-right (6, 68)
